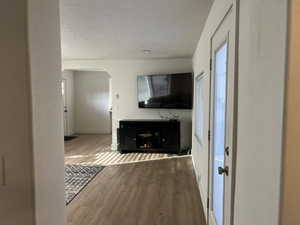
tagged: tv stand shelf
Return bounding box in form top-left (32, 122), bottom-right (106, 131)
top-left (117, 120), bottom-right (180, 154)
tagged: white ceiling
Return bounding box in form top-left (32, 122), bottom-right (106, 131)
top-left (60, 0), bottom-right (212, 60)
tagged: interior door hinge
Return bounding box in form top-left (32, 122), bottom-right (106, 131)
top-left (208, 130), bottom-right (211, 141)
top-left (207, 197), bottom-right (210, 209)
top-left (210, 58), bottom-right (212, 71)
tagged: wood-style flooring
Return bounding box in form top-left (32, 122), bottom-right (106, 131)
top-left (65, 134), bottom-right (206, 225)
top-left (65, 135), bottom-right (178, 166)
top-left (65, 134), bottom-right (112, 160)
top-left (66, 157), bottom-right (206, 225)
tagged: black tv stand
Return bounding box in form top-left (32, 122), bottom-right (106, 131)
top-left (117, 119), bottom-right (180, 154)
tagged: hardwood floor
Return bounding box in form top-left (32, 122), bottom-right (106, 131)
top-left (65, 135), bottom-right (178, 166)
top-left (67, 157), bottom-right (206, 225)
top-left (65, 134), bottom-right (112, 158)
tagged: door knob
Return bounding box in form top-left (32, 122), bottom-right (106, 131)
top-left (218, 166), bottom-right (229, 176)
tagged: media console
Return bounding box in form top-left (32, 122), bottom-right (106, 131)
top-left (117, 120), bottom-right (180, 154)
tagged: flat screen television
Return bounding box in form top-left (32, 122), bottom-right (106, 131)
top-left (137, 73), bottom-right (193, 109)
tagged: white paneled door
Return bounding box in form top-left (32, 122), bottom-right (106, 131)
top-left (208, 6), bottom-right (236, 225)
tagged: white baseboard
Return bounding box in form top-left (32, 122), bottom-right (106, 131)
top-left (75, 129), bottom-right (111, 134)
top-left (191, 154), bottom-right (208, 223)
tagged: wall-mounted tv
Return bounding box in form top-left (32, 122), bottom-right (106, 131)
top-left (137, 73), bottom-right (193, 109)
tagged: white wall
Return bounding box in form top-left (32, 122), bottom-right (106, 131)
top-left (0, 1), bottom-right (35, 225)
top-left (192, 0), bottom-right (234, 218)
top-left (63, 59), bottom-right (193, 150)
top-left (28, 0), bottom-right (65, 225)
top-left (234, 1), bottom-right (287, 225)
top-left (74, 71), bottom-right (111, 134)
top-left (192, 0), bottom-right (288, 225)
top-left (62, 70), bottom-right (75, 135)
top-left (1, 1), bottom-right (65, 225)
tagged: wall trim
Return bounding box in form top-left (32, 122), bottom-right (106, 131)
top-left (191, 155), bottom-right (208, 223)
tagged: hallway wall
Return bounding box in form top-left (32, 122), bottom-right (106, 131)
top-left (192, 0), bottom-right (288, 225)
top-left (192, 0), bottom-right (235, 219)
top-left (1, 1), bottom-right (65, 225)
top-left (234, 1), bottom-right (287, 224)
top-left (0, 1), bottom-right (35, 224)
top-left (28, 0), bottom-right (65, 224)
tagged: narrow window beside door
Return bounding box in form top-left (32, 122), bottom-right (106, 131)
top-left (195, 73), bottom-right (205, 145)
top-left (212, 42), bottom-right (228, 225)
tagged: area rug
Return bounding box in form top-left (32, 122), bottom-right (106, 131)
top-left (65, 164), bottom-right (104, 205)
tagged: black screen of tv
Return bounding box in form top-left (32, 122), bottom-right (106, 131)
top-left (137, 73), bottom-right (193, 109)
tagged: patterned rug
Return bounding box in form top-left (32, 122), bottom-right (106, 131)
top-left (65, 164), bottom-right (104, 205)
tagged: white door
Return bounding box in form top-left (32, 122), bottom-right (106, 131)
top-left (61, 79), bottom-right (68, 136)
top-left (208, 6), bottom-right (236, 225)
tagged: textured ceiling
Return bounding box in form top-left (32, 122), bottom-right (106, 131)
top-left (60, 0), bottom-right (212, 60)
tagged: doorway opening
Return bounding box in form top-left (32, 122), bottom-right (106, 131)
top-left (62, 70), bottom-right (113, 154)
top-left (61, 70), bottom-right (112, 205)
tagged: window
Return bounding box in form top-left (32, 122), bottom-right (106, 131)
top-left (195, 73), bottom-right (205, 145)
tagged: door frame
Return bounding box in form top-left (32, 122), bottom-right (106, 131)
top-left (62, 78), bottom-right (69, 136)
top-left (207, 2), bottom-right (239, 225)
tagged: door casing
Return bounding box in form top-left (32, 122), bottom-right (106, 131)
top-left (62, 79), bottom-right (68, 136)
top-left (207, 3), bottom-right (238, 225)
